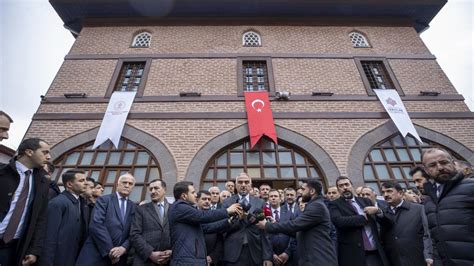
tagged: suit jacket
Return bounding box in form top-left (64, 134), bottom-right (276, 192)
top-left (130, 200), bottom-right (172, 266)
top-left (268, 207), bottom-right (296, 258)
top-left (76, 193), bottom-right (136, 266)
top-left (329, 196), bottom-right (389, 266)
top-left (168, 199), bottom-right (230, 266)
top-left (379, 200), bottom-right (433, 266)
top-left (38, 191), bottom-right (90, 266)
top-left (0, 159), bottom-right (49, 265)
top-left (281, 202), bottom-right (301, 217)
top-left (221, 195), bottom-right (273, 264)
top-left (267, 197), bottom-right (337, 266)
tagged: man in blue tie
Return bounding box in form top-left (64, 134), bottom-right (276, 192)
top-left (77, 173), bottom-right (136, 266)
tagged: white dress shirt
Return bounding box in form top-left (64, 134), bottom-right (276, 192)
top-left (0, 161), bottom-right (34, 239)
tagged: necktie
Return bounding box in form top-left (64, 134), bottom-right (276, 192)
top-left (346, 199), bottom-right (374, 251)
top-left (274, 210), bottom-right (280, 222)
top-left (157, 203), bottom-right (164, 222)
top-left (120, 198), bottom-right (126, 222)
top-left (211, 204), bottom-right (216, 210)
top-left (3, 170), bottom-right (31, 243)
top-left (436, 184), bottom-right (443, 198)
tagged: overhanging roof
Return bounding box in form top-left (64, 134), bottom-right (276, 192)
top-left (50, 0), bottom-right (447, 35)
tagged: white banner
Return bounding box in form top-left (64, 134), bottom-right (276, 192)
top-left (92, 91), bottom-right (137, 149)
top-left (374, 89), bottom-right (422, 143)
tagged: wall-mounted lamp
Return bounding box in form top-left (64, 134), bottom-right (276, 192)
top-left (179, 92), bottom-right (201, 97)
top-left (275, 91), bottom-right (291, 100)
top-left (64, 93), bottom-right (87, 98)
top-left (312, 92), bottom-right (334, 96)
top-left (419, 91), bottom-right (440, 96)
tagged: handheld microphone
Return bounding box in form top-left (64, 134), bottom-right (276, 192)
top-left (248, 208), bottom-right (266, 224)
top-left (263, 203), bottom-right (272, 217)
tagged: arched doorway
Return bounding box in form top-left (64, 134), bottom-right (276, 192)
top-left (201, 137), bottom-right (325, 190)
top-left (53, 139), bottom-right (161, 202)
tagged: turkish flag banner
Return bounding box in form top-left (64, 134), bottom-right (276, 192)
top-left (244, 91), bottom-right (278, 149)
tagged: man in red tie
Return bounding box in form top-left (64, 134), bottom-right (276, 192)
top-left (0, 138), bottom-right (51, 266)
top-left (328, 176), bottom-right (389, 266)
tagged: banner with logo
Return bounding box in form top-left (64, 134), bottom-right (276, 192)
top-left (244, 91), bottom-right (278, 149)
top-left (374, 89), bottom-right (422, 143)
top-left (93, 91), bottom-right (137, 149)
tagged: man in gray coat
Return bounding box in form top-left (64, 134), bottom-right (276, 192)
top-left (130, 179), bottom-right (172, 265)
top-left (378, 181), bottom-right (433, 266)
top-left (257, 179), bottom-right (337, 266)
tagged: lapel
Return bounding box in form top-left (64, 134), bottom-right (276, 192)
top-left (338, 197), bottom-right (357, 215)
top-left (145, 202), bottom-right (162, 228)
top-left (111, 193), bottom-right (124, 227)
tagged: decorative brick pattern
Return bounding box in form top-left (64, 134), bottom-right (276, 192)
top-left (70, 26), bottom-right (429, 55)
top-left (37, 101), bottom-right (470, 114)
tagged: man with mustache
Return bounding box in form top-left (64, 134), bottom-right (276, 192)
top-left (378, 181), bottom-right (433, 266)
top-left (328, 176), bottom-right (389, 266)
top-left (421, 148), bottom-right (474, 265)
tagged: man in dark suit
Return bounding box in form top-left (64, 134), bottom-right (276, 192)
top-left (168, 181), bottom-right (242, 265)
top-left (221, 172), bottom-right (273, 266)
top-left (266, 189), bottom-right (296, 266)
top-left (130, 179), bottom-right (172, 265)
top-left (329, 176), bottom-right (389, 266)
top-left (197, 190), bottom-right (224, 266)
top-left (38, 169), bottom-right (90, 266)
top-left (0, 138), bottom-right (51, 266)
top-left (209, 186), bottom-right (222, 210)
top-left (76, 173), bottom-right (137, 266)
top-left (281, 188), bottom-right (300, 217)
top-left (378, 181), bottom-right (433, 266)
top-left (257, 179), bottom-right (337, 266)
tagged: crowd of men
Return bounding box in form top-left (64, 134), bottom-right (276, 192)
top-left (0, 111), bottom-right (474, 266)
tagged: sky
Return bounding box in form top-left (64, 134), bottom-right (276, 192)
top-left (0, 0), bottom-right (473, 150)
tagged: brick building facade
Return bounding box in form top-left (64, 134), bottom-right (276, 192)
top-left (26, 0), bottom-right (473, 201)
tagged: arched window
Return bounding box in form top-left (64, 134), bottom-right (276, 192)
top-left (242, 31), bottom-right (262, 47)
top-left (202, 138), bottom-right (325, 190)
top-left (132, 32), bottom-right (152, 48)
top-left (363, 134), bottom-right (462, 194)
top-left (53, 139), bottom-right (161, 202)
top-left (349, 32), bottom-right (370, 48)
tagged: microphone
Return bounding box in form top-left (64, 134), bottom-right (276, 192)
top-left (248, 208), bottom-right (266, 225)
top-left (263, 203), bottom-right (272, 217)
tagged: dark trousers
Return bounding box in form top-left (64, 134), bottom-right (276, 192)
top-left (225, 245), bottom-right (259, 266)
top-left (365, 250), bottom-right (383, 266)
top-left (0, 239), bottom-right (19, 266)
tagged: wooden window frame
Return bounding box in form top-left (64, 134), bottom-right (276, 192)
top-left (354, 57), bottom-right (404, 96)
top-left (237, 57), bottom-right (276, 97)
top-left (200, 138), bottom-right (325, 190)
top-left (105, 58), bottom-right (152, 98)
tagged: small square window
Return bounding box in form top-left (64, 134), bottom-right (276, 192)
top-left (355, 58), bottom-right (404, 96)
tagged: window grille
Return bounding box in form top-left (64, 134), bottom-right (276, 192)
top-left (361, 61), bottom-right (395, 90)
top-left (349, 32), bottom-right (370, 47)
top-left (115, 62), bottom-right (146, 92)
top-left (132, 32), bottom-right (151, 48)
top-left (243, 31), bottom-right (262, 47)
top-left (242, 61), bottom-right (269, 92)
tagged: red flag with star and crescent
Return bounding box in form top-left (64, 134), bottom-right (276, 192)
top-left (244, 91), bottom-right (278, 149)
